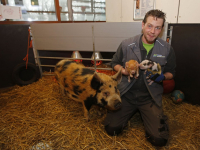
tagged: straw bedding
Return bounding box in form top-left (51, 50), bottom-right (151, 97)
top-left (0, 74), bottom-right (200, 150)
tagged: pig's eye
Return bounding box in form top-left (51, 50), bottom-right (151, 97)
top-left (103, 92), bottom-right (110, 97)
top-left (115, 86), bottom-right (118, 93)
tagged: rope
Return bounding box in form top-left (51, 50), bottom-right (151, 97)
top-left (23, 28), bottom-right (32, 69)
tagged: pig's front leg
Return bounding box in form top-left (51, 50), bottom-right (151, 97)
top-left (128, 76), bottom-right (131, 82)
top-left (82, 101), bottom-right (90, 121)
top-left (147, 79), bottom-right (154, 85)
top-left (58, 81), bottom-right (66, 96)
top-left (135, 69), bottom-right (139, 79)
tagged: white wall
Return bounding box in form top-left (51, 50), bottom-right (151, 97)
top-left (106, 0), bottom-right (134, 22)
top-left (106, 0), bottom-right (200, 23)
top-left (177, 0), bottom-right (200, 23)
top-left (106, 0), bottom-right (122, 22)
top-left (155, 0), bottom-right (179, 23)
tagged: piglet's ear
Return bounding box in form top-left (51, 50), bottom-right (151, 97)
top-left (112, 67), bottom-right (122, 84)
top-left (125, 62), bottom-right (129, 67)
top-left (91, 72), bottom-right (103, 89)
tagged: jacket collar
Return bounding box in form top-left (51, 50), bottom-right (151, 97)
top-left (128, 34), bottom-right (142, 62)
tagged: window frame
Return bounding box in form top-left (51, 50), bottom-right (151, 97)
top-left (0, 0), bottom-right (106, 24)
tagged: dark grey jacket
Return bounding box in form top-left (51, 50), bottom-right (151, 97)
top-left (112, 34), bottom-right (176, 107)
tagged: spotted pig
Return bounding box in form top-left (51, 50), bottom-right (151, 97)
top-left (54, 59), bottom-right (122, 121)
top-left (139, 59), bottom-right (162, 85)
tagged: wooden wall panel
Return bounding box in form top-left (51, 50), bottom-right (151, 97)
top-left (170, 24), bottom-right (200, 105)
top-left (0, 24), bottom-right (35, 88)
top-left (31, 22), bottom-right (167, 52)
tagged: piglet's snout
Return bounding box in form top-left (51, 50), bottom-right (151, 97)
top-left (114, 100), bottom-right (122, 109)
top-left (131, 70), bottom-right (136, 74)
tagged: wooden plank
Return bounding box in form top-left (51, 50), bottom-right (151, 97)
top-left (33, 37), bottom-right (93, 51)
top-left (94, 38), bottom-right (126, 52)
top-left (94, 22), bottom-right (142, 38)
top-left (94, 22), bottom-right (142, 52)
top-left (31, 23), bottom-right (93, 37)
top-left (31, 22), bottom-right (168, 52)
top-left (31, 23), bottom-right (94, 51)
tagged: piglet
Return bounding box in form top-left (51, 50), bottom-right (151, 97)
top-left (139, 59), bottom-right (162, 85)
top-left (125, 60), bottom-right (139, 82)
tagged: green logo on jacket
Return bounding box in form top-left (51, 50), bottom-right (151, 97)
top-left (153, 54), bottom-right (165, 58)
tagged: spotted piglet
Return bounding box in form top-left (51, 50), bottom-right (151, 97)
top-left (139, 59), bottom-right (162, 85)
top-left (54, 60), bottom-right (122, 121)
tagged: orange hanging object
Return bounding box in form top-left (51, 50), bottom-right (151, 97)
top-left (29, 39), bottom-right (33, 48)
top-left (23, 28), bottom-right (31, 69)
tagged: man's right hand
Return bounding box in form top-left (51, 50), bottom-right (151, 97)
top-left (122, 67), bottom-right (129, 76)
top-left (114, 65), bottom-right (130, 76)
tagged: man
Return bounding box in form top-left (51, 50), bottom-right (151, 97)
top-left (104, 9), bottom-right (176, 147)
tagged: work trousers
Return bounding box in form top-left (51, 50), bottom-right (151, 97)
top-left (104, 96), bottom-right (169, 147)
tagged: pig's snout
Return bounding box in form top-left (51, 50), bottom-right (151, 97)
top-left (131, 70), bottom-right (136, 74)
top-left (114, 101), bottom-right (122, 109)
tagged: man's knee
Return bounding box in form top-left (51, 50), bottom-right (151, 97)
top-left (145, 130), bottom-right (169, 147)
top-left (105, 124), bottom-right (124, 136)
top-left (146, 114), bottom-right (169, 146)
top-left (146, 134), bottom-right (168, 146)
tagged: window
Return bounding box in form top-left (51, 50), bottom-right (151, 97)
top-left (15, 0), bottom-right (23, 5)
top-left (71, 0), bottom-right (106, 21)
top-left (31, 0), bottom-right (39, 5)
top-left (3, 0), bottom-right (105, 21)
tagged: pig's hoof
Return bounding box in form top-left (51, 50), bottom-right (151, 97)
top-left (84, 114), bottom-right (91, 122)
top-left (84, 117), bottom-right (90, 122)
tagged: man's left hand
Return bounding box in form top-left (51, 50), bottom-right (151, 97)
top-left (146, 71), bottom-right (165, 83)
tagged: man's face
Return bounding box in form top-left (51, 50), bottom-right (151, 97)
top-left (142, 16), bottom-right (163, 44)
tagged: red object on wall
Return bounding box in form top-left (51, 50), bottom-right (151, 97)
top-left (91, 60), bottom-right (102, 66)
top-left (163, 79), bottom-right (175, 94)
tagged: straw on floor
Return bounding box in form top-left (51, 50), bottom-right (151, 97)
top-left (0, 75), bottom-right (200, 150)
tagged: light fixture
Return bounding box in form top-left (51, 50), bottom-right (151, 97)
top-left (71, 51), bottom-right (82, 63)
top-left (91, 52), bottom-right (103, 66)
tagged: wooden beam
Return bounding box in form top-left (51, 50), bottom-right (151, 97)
top-left (1, 0), bottom-right (6, 5)
top-left (54, 0), bottom-right (61, 22)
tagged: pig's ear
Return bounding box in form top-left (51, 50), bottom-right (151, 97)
top-left (112, 67), bottom-right (122, 84)
top-left (125, 62), bottom-right (129, 68)
top-left (91, 72), bottom-right (103, 89)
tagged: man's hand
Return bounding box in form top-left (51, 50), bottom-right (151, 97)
top-left (122, 67), bottom-right (130, 76)
top-left (114, 65), bottom-right (129, 76)
top-left (146, 71), bottom-right (165, 83)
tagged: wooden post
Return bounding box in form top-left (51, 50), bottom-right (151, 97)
top-left (54, 0), bottom-right (61, 22)
top-left (1, 0), bottom-right (6, 5)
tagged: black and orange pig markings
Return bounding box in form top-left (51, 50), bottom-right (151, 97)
top-left (54, 60), bottom-right (122, 121)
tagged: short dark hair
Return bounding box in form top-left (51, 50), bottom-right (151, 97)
top-left (143, 9), bottom-right (166, 27)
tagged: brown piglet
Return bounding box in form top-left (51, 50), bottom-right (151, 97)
top-left (125, 60), bottom-right (139, 82)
